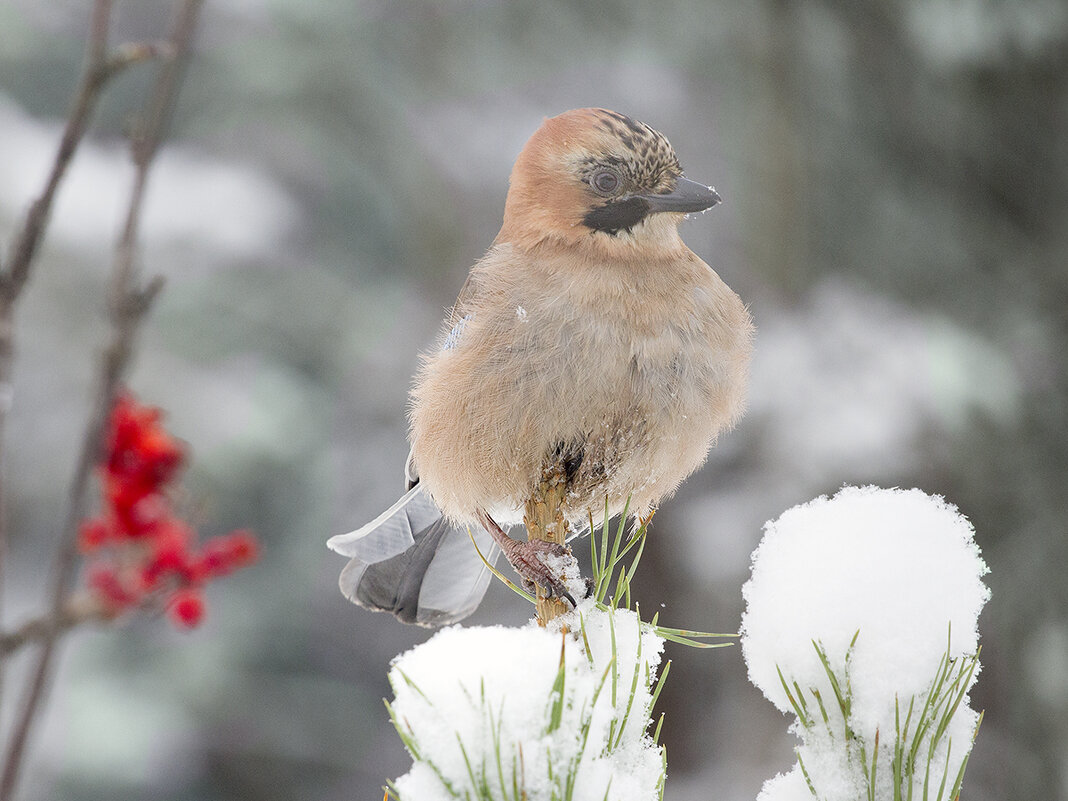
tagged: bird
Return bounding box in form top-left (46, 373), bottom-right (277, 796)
top-left (328, 108), bottom-right (753, 626)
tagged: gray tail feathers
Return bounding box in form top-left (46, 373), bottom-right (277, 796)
top-left (326, 486), bottom-right (501, 626)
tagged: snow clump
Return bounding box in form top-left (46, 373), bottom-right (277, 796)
top-left (388, 601), bottom-right (666, 801)
top-left (741, 486), bottom-right (990, 801)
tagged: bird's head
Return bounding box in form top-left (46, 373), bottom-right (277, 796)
top-left (496, 108), bottom-right (721, 257)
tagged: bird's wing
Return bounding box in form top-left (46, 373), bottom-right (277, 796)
top-left (328, 485), bottom-right (501, 626)
top-left (449, 268), bottom-right (480, 322)
top-left (402, 265), bottom-right (487, 492)
top-left (403, 449), bottom-right (419, 492)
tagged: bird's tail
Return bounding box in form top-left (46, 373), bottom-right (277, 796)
top-left (327, 485), bottom-right (501, 626)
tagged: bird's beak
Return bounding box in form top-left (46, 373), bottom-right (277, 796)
top-left (638, 176), bottom-right (722, 214)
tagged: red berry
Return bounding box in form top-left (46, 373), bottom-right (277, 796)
top-left (167, 588), bottom-right (205, 629)
top-left (87, 564), bottom-right (140, 612)
top-left (225, 530), bottom-right (260, 568)
top-left (142, 528), bottom-right (196, 588)
top-left (77, 519), bottom-right (110, 552)
top-left (80, 390), bottom-right (256, 630)
top-left (137, 428), bottom-right (185, 484)
top-left (198, 530), bottom-right (261, 578)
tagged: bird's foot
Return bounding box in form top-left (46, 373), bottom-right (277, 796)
top-left (515, 539), bottom-right (578, 606)
top-left (477, 510), bottom-right (581, 606)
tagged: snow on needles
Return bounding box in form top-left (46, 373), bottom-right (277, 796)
top-left (741, 486), bottom-right (990, 801)
top-left (388, 602), bottom-right (665, 801)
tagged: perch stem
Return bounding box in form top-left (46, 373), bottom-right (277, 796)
top-left (524, 465), bottom-right (571, 627)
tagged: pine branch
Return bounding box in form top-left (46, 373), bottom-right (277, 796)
top-left (523, 464), bottom-right (571, 626)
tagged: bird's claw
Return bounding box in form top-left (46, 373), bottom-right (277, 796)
top-left (477, 510), bottom-right (580, 607)
top-left (511, 540), bottom-right (577, 606)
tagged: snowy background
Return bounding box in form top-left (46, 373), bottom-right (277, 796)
top-left (1, 1), bottom-right (1066, 799)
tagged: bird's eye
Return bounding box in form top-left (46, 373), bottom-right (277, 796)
top-left (590, 168), bottom-right (622, 197)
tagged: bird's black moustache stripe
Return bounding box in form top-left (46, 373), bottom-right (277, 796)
top-left (582, 197), bottom-right (651, 235)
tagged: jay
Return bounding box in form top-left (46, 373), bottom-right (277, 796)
top-left (329, 108), bottom-right (753, 625)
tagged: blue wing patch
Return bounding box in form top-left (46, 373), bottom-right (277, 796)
top-left (443, 313), bottom-right (473, 351)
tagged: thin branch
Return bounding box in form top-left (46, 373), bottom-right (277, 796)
top-left (0, 0), bottom-right (112, 298)
top-left (104, 40), bottom-right (177, 77)
top-left (0, 0), bottom-right (113, 743)
top-left (0, 0), bottom-right (172, 691)
top-left (0, 597), bottom-right (107, 659)
top-left (0, 2), bottom-right (203, 797)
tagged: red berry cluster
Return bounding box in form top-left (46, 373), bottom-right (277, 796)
top-left (79, 392), bottom-right (258, 629)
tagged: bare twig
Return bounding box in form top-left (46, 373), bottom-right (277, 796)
top-left (0, 16), bottom-right (172, 298)
top-left (0, 0), bottom-right (114, 739)
top-left (105, 40), bottom-right (178, 76)
top-left (0, 0), bottom-right (174, 692)
top-left (0, 597), bottom-right (108, 659)
top-left (0, 2), bottom-right (203, 797)
top-left (0, 0), bottom-right (112, 297)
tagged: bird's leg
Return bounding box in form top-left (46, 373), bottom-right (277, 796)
top-left (475, 509), bottom-right (576, 608)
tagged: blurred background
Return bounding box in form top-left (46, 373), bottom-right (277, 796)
top-left (1, 0), bottom-right (1066, 798)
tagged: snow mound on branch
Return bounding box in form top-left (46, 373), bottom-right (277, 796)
top-left (388, 603), bottom-right (665, 801)
top-left (742, 486), bottom-right (990, 801)
top-left (741, 485), bottom-right (988, 733)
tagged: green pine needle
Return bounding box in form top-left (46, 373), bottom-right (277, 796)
top-left (546, 637), bottom-right (568, 734)
top-left (467, 526), bottom-right (535, 603)
top-left (388, 496), bottom-right (741, 799)
top-left (649, 660), bottom-right (672, 716)
top-left (777, 626), bottom-right (982, 800)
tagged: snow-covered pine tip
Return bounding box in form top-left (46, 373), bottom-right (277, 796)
top-left (385, 604), bottom-right (666, 801)
top-left (740, 486), bottom-right (990, 801)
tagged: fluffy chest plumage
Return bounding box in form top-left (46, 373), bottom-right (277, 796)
top-left (409, 246), bottom-right (751, 523)
top-left (481, 259), bottom-right (731, 415)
